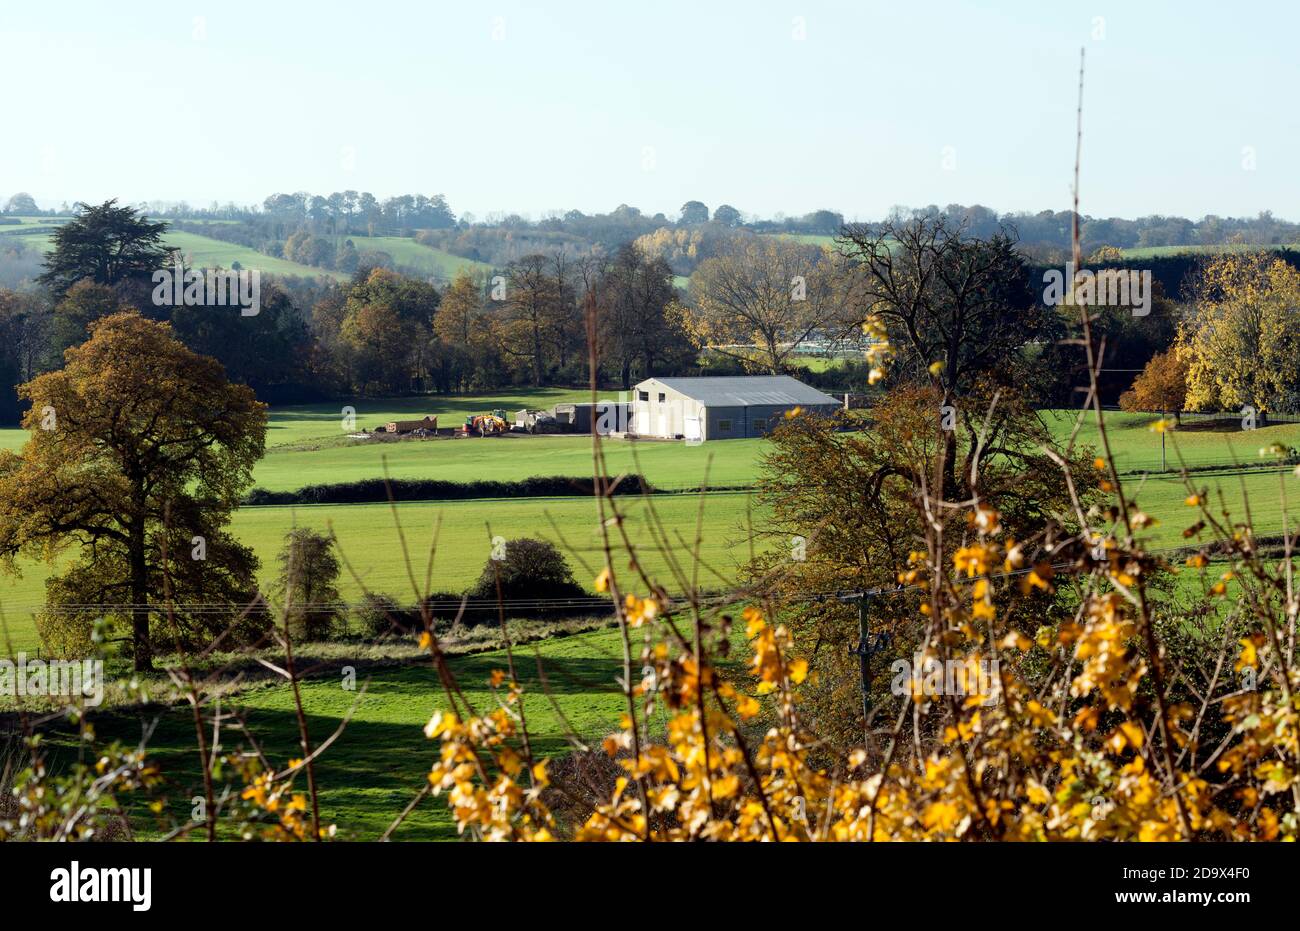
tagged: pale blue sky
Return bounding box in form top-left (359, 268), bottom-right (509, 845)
top-left (2, 0), bottom-right (1296, 220)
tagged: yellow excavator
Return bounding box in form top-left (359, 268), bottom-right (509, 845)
top-left (465, 410), bottom-right (509, 436)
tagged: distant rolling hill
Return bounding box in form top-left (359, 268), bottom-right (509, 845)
top-left (2, 220), bottom-right (344, 280)
top-left (340, 234), bottom-right (493, 279)
top-left (1, 220), bottom-right (495, 282)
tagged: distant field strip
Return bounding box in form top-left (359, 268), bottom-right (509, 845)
top-left (5, 224), bottom-right (346, 280)
top-left (1041, 409), bottom-right (1300, 473)
top-left (342, 234), bottom-right (493, 278)
top-left (0, 489), bottom-right (770, 654)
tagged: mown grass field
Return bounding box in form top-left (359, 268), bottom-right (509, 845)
top-left (257, 433), bottom-right (768, 492)
top-left (264, 391), bottom-right (594, 447)
top-left (3, 388), bottom-right (769, 488)
top-left (0, 490), bottom-right (768, 653)
top-left (1042, 408), bottom-right (1300, 472)
top-left (789, 354), bottom-right (858, 374)
top-left (164, 231), bottom-right (347, 280)
top-left (0, 216), bottom-right (70, 232)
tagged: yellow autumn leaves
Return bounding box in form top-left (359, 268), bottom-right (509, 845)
top-left (1178, 253), bottom-right (1300, 413)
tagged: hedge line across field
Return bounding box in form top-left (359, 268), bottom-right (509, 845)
top-left (242, 474), bottom-right (654, 505)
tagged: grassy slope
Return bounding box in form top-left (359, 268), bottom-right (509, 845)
top-left (343, 235), bottom-right (493, 278)
top-left (164, 231), bottom-right (346, 280)
top-left (2, 219), bottom-right (484, 280)
top-left (779, 233), bottom-right (838, 247)
top-left (7, 226), bottom-right (343, 280)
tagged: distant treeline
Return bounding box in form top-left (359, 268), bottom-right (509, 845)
top-left (11, 189), bottom-right (1299, 288)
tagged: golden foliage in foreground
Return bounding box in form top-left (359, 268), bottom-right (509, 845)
top-left (421, 495), bottom-right (1300, 841)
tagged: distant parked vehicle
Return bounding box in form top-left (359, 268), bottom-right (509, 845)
top-left (385, 415), bottom-right (438, 434)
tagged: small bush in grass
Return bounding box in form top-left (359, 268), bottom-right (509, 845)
top-left (422, 591), bottom-right (475, 627)
top-left (355, 593), bottom-right (405, 638)
top-left (464, 538), bottom-right (589, 624)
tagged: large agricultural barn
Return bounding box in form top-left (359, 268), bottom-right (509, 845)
top-left (630, 375), bottom-right (841, 442)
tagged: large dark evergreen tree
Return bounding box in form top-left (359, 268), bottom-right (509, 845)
top-left (39, 199), bottom-right (172, 296)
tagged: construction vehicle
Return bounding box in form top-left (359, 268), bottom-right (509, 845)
top-left (464, 410), bottom-right (509, 436)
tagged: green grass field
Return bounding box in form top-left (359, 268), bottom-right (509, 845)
top-left (50, 624), bottom-right (631, 840)
top-left (6, 404), bottom-right (1300, 656)
top-left (2, 389), bottom-right (770, 488)
top-left (0, 489), bottom-right (768, 653)
top-left (766, 234), bottom-right (1296, 261)
top-left (0, 216), bottom-right (69, 233)
top-left (0, 219), bottom-right (487, 281)
top-left (4, 225), bottom-right (344, 280)
top-left (19, 400), bottom-right (1300, 844)
top-left (1, 216), bottom-right (70, 225)
top-left (789, 355), bottom-right (857, 374)
top-left (342, 234), bottom-right (493, 279)
top-left (1118, 242), bottom-right (1298, 260)
top-left (165, 231), bottom-right (347, 280)
top-left (257, 433), bottom-right (768, 492)
top-left (264, 391), bottom-right (594, 447)
top-left (1042, 409), bottom-right (1300, 473)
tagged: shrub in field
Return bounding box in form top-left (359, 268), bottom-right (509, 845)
top-left (464, 538), bottom-right (588, 623)
top-left (421, 591), bottom-right (479, 626)
top-left (354, 593), bottom-right (439, 637)
top-left (355, 593), bottom-right (405, 638)
top-left (270, 528), bottom-right (344, 641)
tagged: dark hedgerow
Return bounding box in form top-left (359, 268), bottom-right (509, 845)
top-left (243, 474), bottom-right (651, 506)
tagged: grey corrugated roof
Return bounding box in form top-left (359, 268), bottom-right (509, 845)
top-left (643, 376), bottom-right (841, 407)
